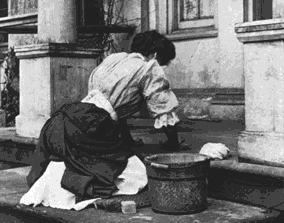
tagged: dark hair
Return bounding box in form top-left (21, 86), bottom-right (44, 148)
top-left (130, 30), bottom-right (176, 66)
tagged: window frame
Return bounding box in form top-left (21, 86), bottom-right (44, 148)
top-left (243, 0), bottom-right (282, 22)
top-left (178, 0), bottom-right (215, 29)
top-left (166, 0), bottom-right (218, 40)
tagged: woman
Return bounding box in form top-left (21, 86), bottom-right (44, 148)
top-left (20, 30), bottom-right (180, 210)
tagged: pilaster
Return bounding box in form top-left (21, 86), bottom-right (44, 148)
top-left (15, 43), bottom-right (101, 138)
top-left (236, 19), bottom-right (284, 167)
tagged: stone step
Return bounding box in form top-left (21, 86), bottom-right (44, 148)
top-left (0, 128), bottom-right (36, 165)
top-left (209, 159), bottom-right (284, 212)
top-left (0, 162), bottom-right (27, 171)
top-left (0, 120), bottom-right (283, 212)
top-left (0, 165), bottom-right (281, 223)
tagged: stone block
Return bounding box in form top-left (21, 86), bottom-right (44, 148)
top-left (121, 201), bottom-right (136, 214)
top-left (238, 131), bottom-right (284, 167)
top-left (209, 105), bottom-right (245, 121)
top-left (9, 0), bottom-right (38, 16)
top-left (175, 95), bottom-right (212, 120)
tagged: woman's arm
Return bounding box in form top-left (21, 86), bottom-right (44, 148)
top-left (140, 61), bottom-right (180, 151)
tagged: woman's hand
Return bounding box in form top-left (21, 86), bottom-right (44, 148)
top-left (162, 124), bottom-right (180, 151)
top-left (160, 125), bottom-right (191, 151)
top-left (159, 138), bottom-right (187, 151)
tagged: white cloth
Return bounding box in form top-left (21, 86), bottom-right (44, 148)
top-left (199, 143), bottom-right (230, 160)
top-left (20, 155), bottom-right (147, 211)
top-left (20, 162), bottom-right (76, 210)
top-left (113, 155), bottom-right (147, 195)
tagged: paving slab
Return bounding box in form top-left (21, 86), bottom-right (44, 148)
top-left (0, 166), bottom-right (283, 223)
top-left (1, 120), bottom-right (284, 221)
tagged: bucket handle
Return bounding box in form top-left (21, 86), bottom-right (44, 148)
top-left (150, 162), bottom-right (169, 169)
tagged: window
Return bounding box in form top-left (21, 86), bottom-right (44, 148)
top-left (166, 0), bottom-right (217, 39)
top-left (77, 0), bottom-right (104, 26)
top-left (0, 0), bottom-right (8, 49)
top-left (0, 0), bottom-right (7, 18)
top-left (244, 0), bottom-right (281, 22)
top-left (178, 0), bottom-right (214, 29)
top-left (253, 0), bottom-right (272, 21)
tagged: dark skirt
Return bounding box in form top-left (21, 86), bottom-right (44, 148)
top-left (27, 102), bottom-right (134, 199)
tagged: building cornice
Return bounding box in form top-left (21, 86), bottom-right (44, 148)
top-left (14, 43), bottom-right (102, 59)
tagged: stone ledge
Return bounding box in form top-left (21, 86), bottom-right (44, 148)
top-left (166, 26), bottom-right (218, 41)
top-left (238, 131), bottom-right (284, 168)
top-left (173, 88), bottom-right (244, 95)
top-left (235, 19), bottom-right (284, 42)
top-left (209, 167), bottom-right (284, 212)
top-left (235, 18), bottom-right (284, 33)
top-left (0, 128), bottom-right (36, 165)
top-left (2, 126), bottom-right (284, 212)
top-left (0, 128), bottom-right (37, 145)
top-left (14, 43), bottom-right (102, 59)
top-left (173, 88), bottom-right (244, 105)
top-left (0, 13), bottom-right (37, 28)
top-left (210, 159), bottom-right (284, 180)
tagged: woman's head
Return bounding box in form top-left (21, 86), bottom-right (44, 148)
top-left (130, 30), bottom-right (176, 66)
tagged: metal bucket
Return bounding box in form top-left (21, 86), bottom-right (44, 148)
top-left (144, 153), bottom-right (210, 215)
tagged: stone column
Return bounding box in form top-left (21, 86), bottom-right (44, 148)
top-left (0, 61), bottom-right (6, 127)
top-left (15, 0), bottom-right (101, 138)
top-left (236, 19), bottom-right (284, 167)
top-left (38, 0), bottom-right (77, 43)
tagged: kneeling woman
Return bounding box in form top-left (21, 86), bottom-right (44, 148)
top-left (20, 30), bottom-right (180, 210)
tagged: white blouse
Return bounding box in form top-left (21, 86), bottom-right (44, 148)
top-left (84, 52), bottom-right (180, 128)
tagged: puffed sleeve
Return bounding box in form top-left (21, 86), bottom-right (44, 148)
top-left (140, 60), bottom-right (180, 129)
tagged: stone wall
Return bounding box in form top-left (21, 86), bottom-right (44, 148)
top-left (8, 0), bottom-right (38, 47)
top-left (9, 0), bottom-right (245, 122)
top-left (9, 0), bottom-right (37, 16)
top-left (109, 0), bottom-right (245, 121)
top-left (144, 0), bottom-right (245, 121)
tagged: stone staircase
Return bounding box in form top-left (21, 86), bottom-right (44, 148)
top-left (0, 119), bottom-right (284, 213)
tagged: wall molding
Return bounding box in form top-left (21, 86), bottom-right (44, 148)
top-left (235, 19), bottom-right (284, 43)
top-left (173, 88), bottom-right (245, 105)
top-left (14, 42), bottom-right (102, 59)
top-left (0, 13), bottom-right (37, 28)
top-left (166, 26), bottom-right (218, 41)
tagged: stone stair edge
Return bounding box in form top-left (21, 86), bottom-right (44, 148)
top-left (0, 127), bottom-right (38, 145)
top-left (210, 159), bottom-right (284, 180)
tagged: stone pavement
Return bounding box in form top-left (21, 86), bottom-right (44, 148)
top-left (0, 166), bottom-right (283, 223)
top-left (0, 119), bottom-right (284, 222)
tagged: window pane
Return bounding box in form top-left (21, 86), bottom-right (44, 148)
top-left (180, 0), bottom-right (199, 21)
top-left (86, 0), bottom-right (104, 25)
top-left (253, 0), bottom-right (272, 21)
top-left (81, 0), bottom-right (105, 26)
top-left (200, 0), bottom-right (214, 18)
top-left (0, 0), bottom-right (8, 18)
top-left (180, 0), bottom-right (214, 21)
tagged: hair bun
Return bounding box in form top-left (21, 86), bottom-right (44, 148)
top-left (130, 30), bottom-right (176, 65)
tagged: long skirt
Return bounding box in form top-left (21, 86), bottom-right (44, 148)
top-left (26, 102), bottom-right (135, 200)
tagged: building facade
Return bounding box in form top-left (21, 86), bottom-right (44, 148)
top-left (0, 0), bottom-right (283, 166)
